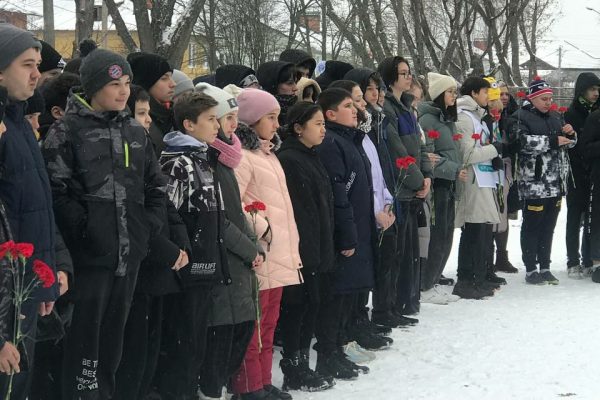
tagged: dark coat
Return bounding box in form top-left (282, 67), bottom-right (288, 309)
top-left (277, 135), bottom-right (336, 299)
top-left (506, 104), bottom-right (576, 199)
top-left (316, 121), bottom-right (375, 294)
top-left (581, 109), bottom-right (600, 184)
top-left (208, 134), bottom-right (260, 326)
top-left (42, 92), bottom-right (166, 277)
top-left (159, 135), bottom-right (231, 288)
top-left (279, 49), bottom-right (316, 78)
top-left (148, 96), bottom-right (174, 155)
top-left (1, 101), bottom-right (58, 302)
top-left (214, 65), bottom-right (255, 89)
top-left (0, 201), bottom-right (14, 350)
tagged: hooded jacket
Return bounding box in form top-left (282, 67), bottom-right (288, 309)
top-left (234, 124), bottom-right (303, 290)
top-left (454, 95), bottom-right (500, 226)
top-left (215, 65), bottom-right (256, 89)
top-left (277, 135), bottom-right (335, 299)
top-left (148, 96), bottom-right (174, 154)
top-left (316, 121), bottom-right (376, 293)
top-left (507, 103), bottom-right (577, 200)
top-left (315, 61), bottom-right (354, 90)
top-left (296, 77), bottom-right (321, 102)
top-left (279, 49), bottom-right (317, 78)
top-left (418, 101), bottom-right (461, 182)
top-left (43, 92), bottom-right (166, 277)
top-left (564, 72), bottom-right (600, 187)
top-left (0, 201), bottom-right (14, 350)
top-left (344, 68), bottom-right (377, 95)
top-left (256, 61), bottom-right (298, 125)
top-left (159, 131), bottom-right (231, 288)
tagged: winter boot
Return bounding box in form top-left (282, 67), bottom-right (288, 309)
top-left (234, 389), bottom-right (278, 400)
top-left (315, 352), bottom-right (358, 381)
top-left (280, 352), bottom-right (332, 392)
top-left (568, 265), bottom-right (584, 279)
top-left (352, 328), bottom-right (392, 351)
top-left (525, 271), bottom-right (546, 285)
top-left (263, 384), bottom-right (292, 400)
top-left (494, 250), bottom-right (518, 273)
top-left (539, 270), bottom-right (559, 285)
top-left (335, 350), bottom-right (370, 374)
top-left (592, 266), bottom-right (600, 283)
top-left (452, 280), bottom-right (493, 300)
top-left (486, 270), bottom-right (507, 285)
top-left (299, 348), bottom-right (335, 388)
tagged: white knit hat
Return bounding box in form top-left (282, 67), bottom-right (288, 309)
top-left (195, 82), bottom-right (239, 119)
top-left (427, 72), bottom-right (457, 101)
top-left (222, 84), bottom-right (244, 99)
top-left (172, 69), bottom-right (194, 98)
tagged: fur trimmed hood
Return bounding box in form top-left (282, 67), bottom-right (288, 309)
top-left (235, 123), bottom-right (282, 152)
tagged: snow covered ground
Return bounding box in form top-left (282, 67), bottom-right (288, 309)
top-left (272, 208), bottom-right (600, 399)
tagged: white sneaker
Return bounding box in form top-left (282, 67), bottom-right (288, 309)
top-left (421, 287), bottom-right (449, 305)
top-left (344, 341), bottom-right (376, 364)
top-left (440, 288), bottom-right (460, 303)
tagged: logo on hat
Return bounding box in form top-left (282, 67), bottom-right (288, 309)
top-left (227, 98), bottom-right (238, 109)
top-left (108, 64), bottom-right (123, 79)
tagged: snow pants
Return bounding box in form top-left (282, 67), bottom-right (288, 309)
top-left (231, 287), bottom-right (283, 394)
top-left (521, 196), bottom-right (561, 272)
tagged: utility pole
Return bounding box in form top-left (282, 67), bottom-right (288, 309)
top-left (558, 45), bottom-right (563, 101)
top-left (43, 0), bottom-right (55, 47)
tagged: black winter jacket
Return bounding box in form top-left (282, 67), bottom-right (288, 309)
top-left (316, 121), bottom-right (375, 293)
top-left (0, 201), bottom-right (14, 351)
top-left (581, 109), bottom-right (600, 184)
top-left (43, 92), bottom-right (166, 277)
top-left (278, 135), bottom-right (336, 298)
top-left (148, 96), bottom-right (174, 155)
top-left (1, 101), bottom-right (58, 302)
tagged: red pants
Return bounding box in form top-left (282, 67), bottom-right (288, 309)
top-left (231, 287), bottom-right (283, 394)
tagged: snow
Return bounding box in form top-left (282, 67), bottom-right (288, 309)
top-left (272, 208), bottom-right (600, 399)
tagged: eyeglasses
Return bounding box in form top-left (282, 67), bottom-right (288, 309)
top-left (398, 72), bottom-right (412, 79)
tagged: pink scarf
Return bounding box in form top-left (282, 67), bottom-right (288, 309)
top-left (210, 133), bottom-right (243, 169)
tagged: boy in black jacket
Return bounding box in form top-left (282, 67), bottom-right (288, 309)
top-left (158, 91), bottom-right (230, 399)
top-left (42, 49), bottom-right (166, 400)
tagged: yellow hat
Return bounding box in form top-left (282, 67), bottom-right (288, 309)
top-left (484, 77), bottom-right (501, 101)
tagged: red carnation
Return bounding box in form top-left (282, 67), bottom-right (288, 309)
top-left (33, 260), bottom-right (56, 288)
top-left (15, 243), bottom-right (34, 259)
top-left (452, 133), bottom-right (463, 141)
top-left (516, 91), bottom-right (526, 99)
top-left (558, 106), bottom-right (568, 113)
top-left (0, 240), bottom-right (16, 259)
top-left (471, 133), bottom-right (481, 141)
top-left (244, 204), bottom-right (254, 213)
top-left (252, 201), bottom-right (266, 211)
top-left (549, 103), bottom-right (559, 112)
top-left (395, 158), bottom-right (406, 169)
top-left (427, 130), bottom-right (440, 140)
top-left (395, 156), bottom-right (416, 170)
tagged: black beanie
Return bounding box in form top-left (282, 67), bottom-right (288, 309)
top-left (26, 89), bottom-right (45, 115)
top-left (127, 52), bottom-right (173, 91)
top-left (0, 86), bottom-right (7, 124)
top-left (39, 40), bottom-right (65, 73)
top-left (79, 49), bottom-right (133, 98)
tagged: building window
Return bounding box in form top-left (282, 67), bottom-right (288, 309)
top-left (188, 43), bottom-right (196, 68)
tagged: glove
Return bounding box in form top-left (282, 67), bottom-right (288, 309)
top-left (492, 142), bottom-right (504, 156)
top-left (492, 156), bottom-right (504, 171)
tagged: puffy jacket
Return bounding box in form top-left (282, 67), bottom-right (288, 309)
top-left (208, 132), bottom-right (260, 326)
top-left (418, 101), bottom-right (461, 182)
top-left (507, 104), bottom-right (576, 200)
top-left (581, 109), bottom-right (600, 184)
top-left (1, 101), bottom-right (58, 302)
top-left (278, 135), bottom-right (335, 298)
top-left (234, 124), bottom-right (303, 290)
top-left (0, 201), bottom-right (14, 350)
top-left (381, 91), bottom-right (431, 200)
top-left (454, 95), bottom-right (500, 226)
top-left (316, 121), bottom-right (375, 294)
top-left (43, 92), bottom-right (165, 277)
top-left (160, 131), bottom-right (230, 288)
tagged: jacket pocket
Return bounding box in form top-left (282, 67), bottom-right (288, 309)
top-left (534, 155), bottom-right (543, 181)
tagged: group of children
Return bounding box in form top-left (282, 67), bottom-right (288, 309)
top-left (0, 22), bottom-right (598, 400)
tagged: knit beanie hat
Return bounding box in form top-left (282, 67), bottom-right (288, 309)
top-left (483, 76), bottom-right (501, 101)
top-left (223, 84), bottom-right (244, 99)
top-left (26, 89), bottom-right (45, 115)
top-left (237, 88), bottom-right (280, 126)
top-left (127, 52), bottom-right (172, 91)
top-left (172, 69), bottom-right (194, 98)
top-left (0, 23), bottom-right (42, 71)
top-left (0, 86), bottom-right (7, 124)
top-left (428, 72), bottom-right (457, 101)
top-left (79, 49), bottom-right (133, 98)
top-left (39, 40), bottom-right (66, 73)
top-left (195, 83), bottom-right (239, 119)
top-left (527, 75), bottom-right (552, 100)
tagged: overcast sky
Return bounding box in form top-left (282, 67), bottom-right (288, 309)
top-left (12, 0), bottom-right (600, 69)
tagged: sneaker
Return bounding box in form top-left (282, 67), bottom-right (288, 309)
top-left (568, 265), bottom-right (584, 280)
top-left (486, 271), bottom-right (507, 285)
top-left (438, 275), bottom-right (455, 286)
top-left (525, 271), bottom-right (546, 285)
top-left (343, 341), bottom-right (376, 364)
top-left (540, 270), bottom-right (559, 285)
top-left (421, 287), bottom-right (449, 305)
top-left (441, 289), bottom-right (460, 303)
top-left (263, 385), bottom-right (292, 400)
top-left (452, 280), bottom-right (493, 299)
top-left (316, 352), bottom-right (358, 381)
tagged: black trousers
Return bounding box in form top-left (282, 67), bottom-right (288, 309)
top-left (199, 321), bottom-right (254, 398)
top-left (587, 183), bottom-right (600, 261)
top-left (280, 283), bottom-right (319, 356)
top-left (0, 300), bottom-right (39, 400)
top-left (457, 223), bottom-right (493, 282)
top-left (113, 293), bottom-right (163, 400)
top-left (155, 289), bottom-right (212, 400)
top-left (372, 234), bottom-right (399, 318)
top-left (494, 228), bottom-right (509, 255)
top-left (521, 197), bottom-right (562, 272)
top-left (566, 181), bottom-right (592, 267)
top-left (395, 200), bottom-right (420, 314)
top-left (314, 273), bottom-right (354, 355)
top-left (422, 183), bottom-right (455, 291)
top-left (61, 265), bottom-right (139, 400)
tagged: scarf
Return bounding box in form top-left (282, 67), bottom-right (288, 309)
top-left (210, 133), bottom-right (243, 169)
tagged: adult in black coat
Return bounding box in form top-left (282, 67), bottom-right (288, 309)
top-left (315, 61), bottom-right (354, 91)
top-left (564, 72), bottom-right (600, 273)
top-left (256, 61), bottom-right (299, 125)
top-left (276, 102), bottom-right (335, 390)
top-left (279, 49), bottom-right (317, 78)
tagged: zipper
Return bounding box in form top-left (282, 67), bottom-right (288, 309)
top-left (124, 141), bottom-right (130, 168)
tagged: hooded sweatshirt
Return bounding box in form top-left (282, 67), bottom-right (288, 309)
top-left (279, 49), bottom-right (317, 78)
top-left (315, 61), bottom-right (354, 90)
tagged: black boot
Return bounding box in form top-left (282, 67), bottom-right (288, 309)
top-left (280, 352), bottom-right (332, 392)
top-left (486, 270), bottom-right (507, 285)
top-left (495, 250), bottom-right (518, 273)
top-left (315, 352), bottom-right (358, 381)
top-left (452, 280), bottom-right (494, 300)
top-left (300, 349), bottom-right (335, 388)
top-left (263, 384), bottom-right (292, 400)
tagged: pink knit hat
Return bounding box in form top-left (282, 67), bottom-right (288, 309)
top-left (237, 88), bottom-right (281, 126)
